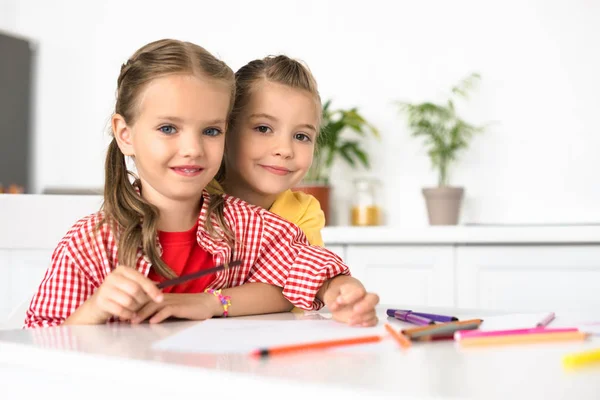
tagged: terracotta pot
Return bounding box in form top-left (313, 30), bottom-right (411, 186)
top-left (422, 186), bottom-right (464, 225)
top-left (293, 184), bottom-right (331, 225)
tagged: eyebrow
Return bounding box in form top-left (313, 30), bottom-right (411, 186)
top-left (248, 113), bottom-right (317, 133)
top-left (156, 116), bottom-right (227, 125)
top-left (248, 113), bottom-right (278, 122)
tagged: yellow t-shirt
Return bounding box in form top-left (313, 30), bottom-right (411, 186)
top-left (269, 189), bottom-right (325, 247)
top-left (207, 179), bottom-right (325, 246)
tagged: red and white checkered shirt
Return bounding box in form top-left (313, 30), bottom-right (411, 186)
top-left (25, 191), bottom-right (349, 328)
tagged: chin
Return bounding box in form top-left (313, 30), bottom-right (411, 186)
top-left (254, 185), bottom-right (288, 197)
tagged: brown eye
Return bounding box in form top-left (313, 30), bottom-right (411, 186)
top-left (255, 125), bottom-right (271, 134)
top-left (295, 133), bottom-right (311, 142)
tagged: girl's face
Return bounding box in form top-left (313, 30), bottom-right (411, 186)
top-left (225, 81), bottom-right (319, 201)
top-left (114, 74), bottom-right (231, 207)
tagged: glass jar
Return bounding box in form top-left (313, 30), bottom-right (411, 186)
top-left (350, 178), bottom-right (382, 226)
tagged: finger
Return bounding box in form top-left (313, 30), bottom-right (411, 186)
top-left (106, 275), bottom-right (151, 311)
top-left (361, 315), bottom-right (379, 327)
top-left (352, 293), bottom-right (380, 313)
top-left (106, 285), bottom-right (145, 313)
top-left (99, 299), bottom-right (136, 321)
top-left (116, 266), bottom-right (164, 303)
top-left (114, 277), bottom-right (152, 308)
top-left (328, 301), bottom-right (340, 311)
top-left (336, 285), bottom-right (366, 306)
top-left (348, 309), bottom-right (377, 326)
top-left (149, 306), bottom-right (174, 324)
top-left (132, 301), bottom-right (161, 324)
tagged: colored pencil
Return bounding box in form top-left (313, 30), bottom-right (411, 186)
top-left (563, 348), bottom-right (600, 368)
top-left (459, 331), bottom-right (588, 347)
top-left (157, 260), bottom-right (242, 289)
top-left (536, 312), bottom-right (556, 327)
top-left (455, 327), bottom-right (578, 341)
top-left (387, 309), bottom-right (458, 322)
top-left (250, 335), bottom-right (383, 357)
top-left (402, 319), bottom-right (483, 336)
top-left (384, 323), bottom-right (412, 348)
top-left (412, 333), bottom-right (455, 342)
top-left (392, 310), bottom-right (435, 326)
top-left (386, 309), bottom-right (458, 323)
top-left (408, 321), bottom-right (481, 340)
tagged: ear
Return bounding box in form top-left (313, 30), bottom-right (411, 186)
top-left (112, 113), bottom-right (135, 156)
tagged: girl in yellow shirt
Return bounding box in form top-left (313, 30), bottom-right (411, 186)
top-left (213, 55), bottom-right (325, 246)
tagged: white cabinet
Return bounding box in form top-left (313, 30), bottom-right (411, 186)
top-left (455, 246), bottom-right (600, 311)
top-left (0, 249), bottom-right (53, 323)
top-left (0, 250), bottom-right (10, 320)
top-left (345, 245), bottom-right (455, 308)
top-left (325, 245), bottom-right (346, 261)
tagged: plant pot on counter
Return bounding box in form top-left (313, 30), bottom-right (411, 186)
top-left (422, 186), bottom-right (464, 225)
top-left (293, 183), bottom-right (331, 226)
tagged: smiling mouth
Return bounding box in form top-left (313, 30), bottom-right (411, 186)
top-left (171, 167), bottom-right (204, 176)
top-left (260, 165), bottom-right (292, 175)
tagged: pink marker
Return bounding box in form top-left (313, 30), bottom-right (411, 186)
top-left (454, 327), bottom-right (578, 341)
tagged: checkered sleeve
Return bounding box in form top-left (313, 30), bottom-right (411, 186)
top-left (246, 213), bottom-right (350, 311)
top-left (24, 217), bottom-right (102, 329)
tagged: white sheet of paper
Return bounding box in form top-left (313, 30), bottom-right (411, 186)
top-left (153, 318), bottom-right (386, 354)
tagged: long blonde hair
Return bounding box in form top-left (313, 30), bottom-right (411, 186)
top-left (215, 55), bottom-right (321, 184)
top-left (103, 39), bottom-right (235, 279)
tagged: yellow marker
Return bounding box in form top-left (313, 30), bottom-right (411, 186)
top-left (563, 348), bottom-right (600, 368)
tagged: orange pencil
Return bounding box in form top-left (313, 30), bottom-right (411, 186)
top-left (251, 335), bottom-right (383, 357)
top-left (384, 323), bottom-right (412, 348)
top-left (459, 331), bottom-right (588, 347)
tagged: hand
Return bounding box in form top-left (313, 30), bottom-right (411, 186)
top-left (67, 265), bottom-right (164, 325)
top-left (324, 280), bottom-right (380, 327)
top-left (131, 292), bottom-right (223, 324)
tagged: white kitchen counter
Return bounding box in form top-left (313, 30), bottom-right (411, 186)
top-left (322, 225), bottom-right (600, 245)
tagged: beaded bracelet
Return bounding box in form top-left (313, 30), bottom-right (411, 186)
top-left (204, 288), bottom-right (231, 317)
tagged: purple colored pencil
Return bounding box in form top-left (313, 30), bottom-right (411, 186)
top-left (411, 312), bottom-right (458, 323)
top-left (393, 310), bottom-right (435, 326)
top-left (387, 309), bottom-right (410, 318)
top-left (386, 309), bottom-right (457, 323)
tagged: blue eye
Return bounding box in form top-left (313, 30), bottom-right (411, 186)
top-left (204, 127), bottom-right (222, 137)
top-left (159, 125), bottom-right (176, 135)
top-left (255, 125), bottom-right (271, 134)
top-left (295, 133), bottom-right (312, 142)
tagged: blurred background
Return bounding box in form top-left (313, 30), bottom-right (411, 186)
top-left (1, 0), bottom-right (599, 227)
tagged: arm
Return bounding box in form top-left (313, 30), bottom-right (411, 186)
top-left (220, 282), bottom-right (293, 316)
top-left (25, 246), bottom-right (98, 328)
top-left (247, 211), bottom-right (349, 310)
top-left (132, 282), bottom-right (294, 324)
top-left (317, 275), bottom-right (380, 327)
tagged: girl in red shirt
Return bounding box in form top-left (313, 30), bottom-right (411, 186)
top-left (25, 39), bottom-right (379, 329)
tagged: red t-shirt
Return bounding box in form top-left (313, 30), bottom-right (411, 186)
top-left (147, 222), bottom-right (215, 293)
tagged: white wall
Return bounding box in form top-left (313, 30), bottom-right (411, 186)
top-left (1, 0), bottom-right (599, 227)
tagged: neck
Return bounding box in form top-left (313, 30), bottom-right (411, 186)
top-left (145, 194), bottom-right (203, 232)
top-left (223, 173), bottom-right (276, 210)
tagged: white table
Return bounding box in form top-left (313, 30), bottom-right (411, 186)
top-left (0, 307), bottom-right (599, 400)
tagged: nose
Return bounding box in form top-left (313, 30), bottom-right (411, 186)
top-left (272, 135), bottom-right (293, 159)
top-left (179, 131), bottom-right (204, 159)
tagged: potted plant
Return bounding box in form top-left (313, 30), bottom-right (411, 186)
top-left (295, 100), bottom-right (379, 224)
top-left (397, 73), bottom-right (487, 225)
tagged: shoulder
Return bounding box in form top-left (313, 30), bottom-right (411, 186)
top-left (57, 211), bottom-right (113, 252)
top-left (270, 190), bottom-right (322, 224)
top-left (221, 193), bottom-right (304, 235)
